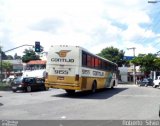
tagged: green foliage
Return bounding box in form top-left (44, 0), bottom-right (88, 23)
top-left (22, 49), bottom-right (40, 63)
top-left (14, 53), bottom-right (21, 60)
top-left (98, 46), bottom-right (125, 67)
top-left (131, 53), bottom-right (158, 73)
top-left (0, 82), bottom-right (11, 91)
top-left (153, 58), bottom-right (160, 70)
top-left (0, 47), bottom-right (7, 60)
top-left (7, 55), bottom-right (13, 60)
top-left (0, 61), bottom-right (13, 72)
top-left (0, 47), bottom-right (18, 60)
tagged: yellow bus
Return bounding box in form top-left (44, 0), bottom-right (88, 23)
top-left (45, 45), bottom-right (118, 94)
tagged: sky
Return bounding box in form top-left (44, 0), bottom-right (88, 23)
top-left (0, 0), bottom-right (160, 57)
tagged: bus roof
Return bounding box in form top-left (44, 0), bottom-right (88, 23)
top-left (49, 45), bottom-right (117, 66)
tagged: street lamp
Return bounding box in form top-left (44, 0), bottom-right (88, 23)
top-left (127, 47), bottom-right (136, 84)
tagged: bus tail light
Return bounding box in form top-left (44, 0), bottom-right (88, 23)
top-left (75, 74), bottom-right (79, 81)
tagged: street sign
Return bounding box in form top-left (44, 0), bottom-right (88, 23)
top-left (123, 56), bottom-right (134, 60)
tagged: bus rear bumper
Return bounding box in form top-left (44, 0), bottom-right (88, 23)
top-left (45, 83), bottom-right (81, 90)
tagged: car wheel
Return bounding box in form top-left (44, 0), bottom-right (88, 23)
top-left (41, 86), bottom-right (47, 91)
top-left (26, 86), bottom-right (32, 92)
top-left (45, 87), bottom-right (49, 91)
top-left (12, 90), bottom-right (16, 92)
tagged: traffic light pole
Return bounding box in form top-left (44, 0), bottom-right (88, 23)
top-left (4, 44), bottom-right (34, 53)
top-left (0, 44), bottom-right (34, 82)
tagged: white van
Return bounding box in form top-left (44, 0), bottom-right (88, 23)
top-left (2, 75), bottom-right (15, 83)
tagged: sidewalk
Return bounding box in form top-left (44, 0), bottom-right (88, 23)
top-left (118, 81), bottom-right (138, 87)
top-left (118, 81), bottom-right (136, 85)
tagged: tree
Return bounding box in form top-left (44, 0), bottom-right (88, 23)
top-left (14, 53), bottom-right (21, 60)
top-left (7, 55), bottom-right (13, 60)
top-left (154, 58), bottom-right (160, 71)
top-left (22, 49), bottom-right (40, 63)
top-left (98, 46), bottom-right (125, 67)
top-left (0, 46), bottom-right (15, 60)
top-left (0, 61), bottom-right (13, 72)
top-left (0, 46), bottom-right (7, 60)
top-left (131, 53), bottom-right (157, 73)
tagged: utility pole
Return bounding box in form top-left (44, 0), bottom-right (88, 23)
top-left (0, 45), bottom-right (3, 82)
top-left (127, 47), bottom-right (136, 84)
top-left (0, 52), bottom-right (2, 82)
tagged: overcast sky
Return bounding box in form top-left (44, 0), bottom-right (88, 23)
top-left (0, 0), bottom-right (160, 56)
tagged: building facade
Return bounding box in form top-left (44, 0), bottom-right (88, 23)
top-left (118, 65), bottom-right (144, 83)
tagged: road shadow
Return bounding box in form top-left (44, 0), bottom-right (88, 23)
top-left (52, 88), bottom-right (128, 100)
top-left (12, 89), bottom-right (48, 93)
top-left (0, 103), bottom-right (3, 106)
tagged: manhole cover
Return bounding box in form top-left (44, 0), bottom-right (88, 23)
top-left (0, 103), bottom-right (3, 106)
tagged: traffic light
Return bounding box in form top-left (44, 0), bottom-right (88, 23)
top-left (35, 41), bottom-right (41, 52)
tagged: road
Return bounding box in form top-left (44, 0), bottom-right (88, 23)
top-left (0, 84), bottom-right (160, 120)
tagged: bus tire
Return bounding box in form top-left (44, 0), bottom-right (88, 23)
top-left (92, 81), bottom-right (97, 93)
top-left (65, 90), bottom-right (75, 95)
top-left (111, 81), bottom-right (115, 89)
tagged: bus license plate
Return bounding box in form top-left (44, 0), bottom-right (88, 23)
top-left (57, 76), bottom-right (64, 80)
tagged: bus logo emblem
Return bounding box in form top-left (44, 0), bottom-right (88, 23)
top-left (56, 50), bottom-right (71, 57)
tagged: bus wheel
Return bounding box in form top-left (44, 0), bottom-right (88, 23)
top-left (65, 90), bottom-right (75, 95)
top-left (92, 81), bottom-right (97, 93)
top-left (111, 81), bottom-right (115, 89)
top-left (45, 87), bottom-right (49, 91)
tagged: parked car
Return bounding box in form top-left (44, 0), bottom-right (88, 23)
top-left (11, 77), bottom-right (46, 92)
top-left (2, 75), bottom-right (15, 83)
top-left (138, 78), bottom-right (153, 87)
top-left (153, 76), bottom-right (160, 88)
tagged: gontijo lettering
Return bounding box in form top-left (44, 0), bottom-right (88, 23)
top-left (51, 58), bottom-right (74, 63)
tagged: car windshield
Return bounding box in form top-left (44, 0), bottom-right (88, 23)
top-left (13, 77), bottom-right (23, 84)
top-left (23, 78), bottom-right (35, 84)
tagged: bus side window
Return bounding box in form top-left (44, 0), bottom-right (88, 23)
top-left (82, 52), bottom-right (87, 67)
top-left (95, 58), bottom-right (99, 69)
top-left (87, 54), bottom-right (92, 67)
top-left (91, 56), bottom-right (94, 68)
top-left (102, 61), bottom-right (107, 70)
top-left (98, 59), bottom-right (102, 69)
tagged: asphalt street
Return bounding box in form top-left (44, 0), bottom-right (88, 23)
top-left (0, 84), bottom-right (160, 120)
